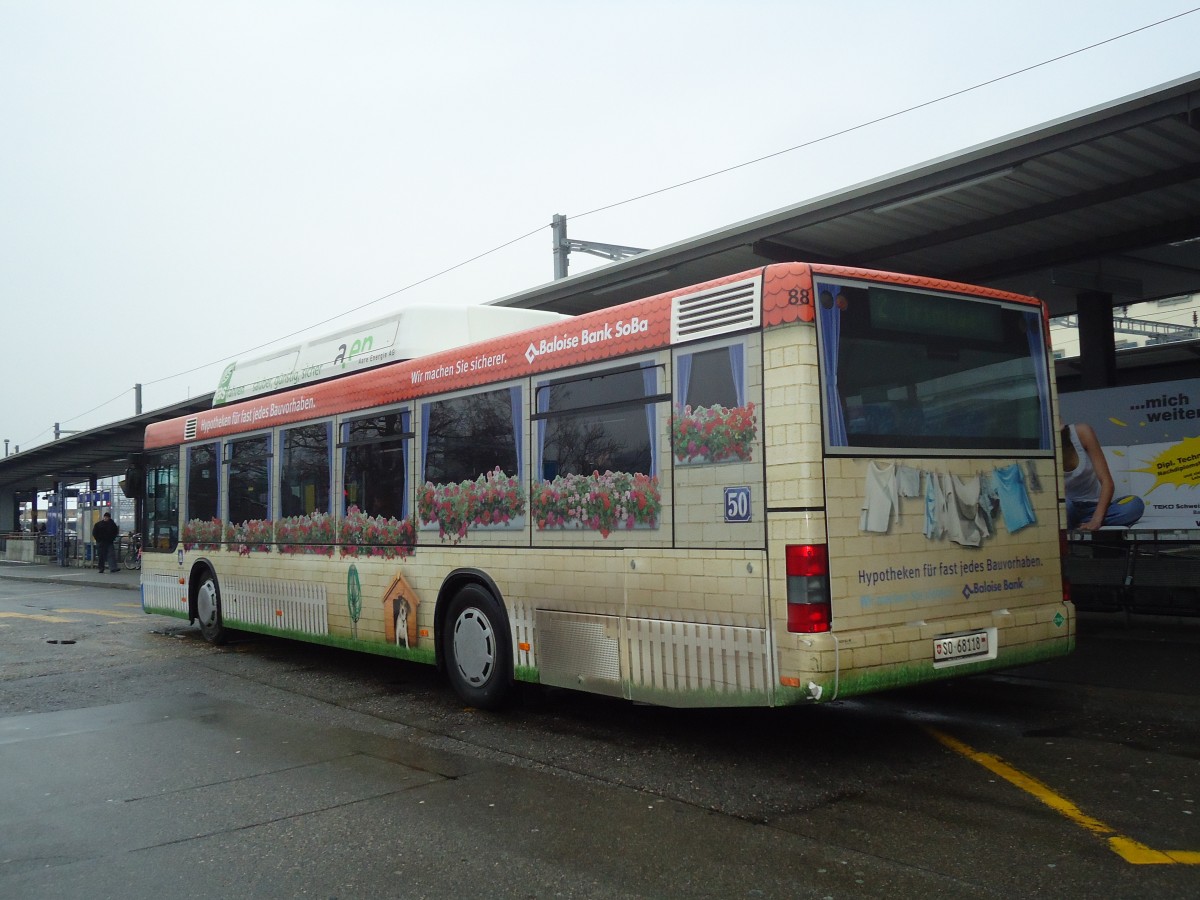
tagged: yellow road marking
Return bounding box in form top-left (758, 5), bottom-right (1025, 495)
top-left (926, 727), bottom-right (1196, 865)
top-left (0, 611), bottom-right (74, 623)
top-left (0, 608), bottom-right (139, 622)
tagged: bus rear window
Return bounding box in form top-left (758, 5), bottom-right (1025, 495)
top-left (816, 281), bottom-right (1052, 454)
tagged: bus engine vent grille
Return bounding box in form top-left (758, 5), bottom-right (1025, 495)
top-left (671, 277), bottom-right (761, 343)
top-left (184, 418), bottom-right (198, 441)
top-left (535, 609), bottom-right (623, 698)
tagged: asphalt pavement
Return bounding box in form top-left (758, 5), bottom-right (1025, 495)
top-left (0, 559), bottom-right (140, 592)
top-left (2, 562), bottom-right (1196, 898)
top-left (0, 563), bottom-right (987, 900)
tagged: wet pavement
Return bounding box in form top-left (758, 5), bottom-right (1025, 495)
top-left (0, 563), bottom-right (949, 898)
top-left (1, 564), bottom-right (1197, 898)
top-left (0, 559), bottom-right (141, 593)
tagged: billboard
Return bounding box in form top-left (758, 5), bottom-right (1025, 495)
top-left (1058, 379), bottom-right (1200, 530)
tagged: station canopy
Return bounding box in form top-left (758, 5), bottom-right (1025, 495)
top-left (490, 73), bottom-right (1200, 320)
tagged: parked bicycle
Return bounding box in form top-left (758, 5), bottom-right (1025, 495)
top-left (122, 533), bottom-right (143, 571)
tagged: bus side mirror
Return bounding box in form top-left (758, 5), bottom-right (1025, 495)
top-left (121, 465), bottom-right (145, 499)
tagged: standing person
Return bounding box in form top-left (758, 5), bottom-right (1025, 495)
top-left (92, 511), bottom-right (119, 573)
top-left (1061, 422), bottom-right (1144, 531)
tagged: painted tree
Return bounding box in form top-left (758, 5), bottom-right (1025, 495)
top-left (347, 564), bottom-right (362, 639)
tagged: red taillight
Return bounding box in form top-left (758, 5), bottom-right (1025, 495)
top-left (787, 601), bottom-right (831, 633)
top-left (786, 543), bottom-right (827, 578)
top-left (786, 544), bottom-right (831, 633)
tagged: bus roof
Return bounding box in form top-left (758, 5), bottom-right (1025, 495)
top-left (146, 263), bottom-right (1043, 450)
top-left (212, 305), bottom-right (567, 406)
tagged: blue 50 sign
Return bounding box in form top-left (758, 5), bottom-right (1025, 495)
top-left (724, 486), bottom-right (752, 523)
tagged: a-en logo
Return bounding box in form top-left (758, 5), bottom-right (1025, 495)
top-left (334, 334), bottom-right (376, 369)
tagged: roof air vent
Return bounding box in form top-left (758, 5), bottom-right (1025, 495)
top-left (671, 277), bottom-right (761, 343)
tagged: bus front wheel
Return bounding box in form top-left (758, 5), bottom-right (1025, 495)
top-left (196, 572), bottom-right (227, 644)
top-left (442, 584), bottom-right (513, 710)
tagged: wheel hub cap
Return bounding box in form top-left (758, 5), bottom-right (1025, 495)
top-left (452, 608), bottom-right (494, 686)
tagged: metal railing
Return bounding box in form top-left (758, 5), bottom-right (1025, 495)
top-left (1065, 531), bottom-right (1200, 618)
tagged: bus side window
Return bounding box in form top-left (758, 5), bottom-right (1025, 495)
top-left (421, 387), bottom-right (521, 485)
top-left (280, 422), bottom-right (331, 517)
top-left (226, 434), bottom-right (272, 525)
top-left (536, 364), bottom-right (658, 479)
top-left (342, 410), bottom-right (410, 521)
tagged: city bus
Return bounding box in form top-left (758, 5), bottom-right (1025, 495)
top-left (139, 262), bottom-right (1073, 709)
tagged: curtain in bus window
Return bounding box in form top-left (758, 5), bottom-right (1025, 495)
top-left (509, 386), bottom-right (522, 477)
top-left (1023, 311), bottom-right (1052, 450)
top-left (400, 432), bottom-right (409, 513)
top-left (729, 343), bottom-right (745, 407)
top-left (642, 362), bottom-right (658, 478)
top-left (420, 408), bottom-right (430, 481)
top-left (676, 353), bottom-right (691, 408)
top-left (536, 384), bottom-right (551, 479)
top-left (817, 294), bottom-right (848, 445)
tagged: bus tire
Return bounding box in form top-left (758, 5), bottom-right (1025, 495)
top-left (196, 570), bottom-right (227, 645)
top-left (442, 584), bottom-right (513, 710)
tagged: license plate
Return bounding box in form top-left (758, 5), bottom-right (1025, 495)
top-left (932, 629), bottom-right (992, 667)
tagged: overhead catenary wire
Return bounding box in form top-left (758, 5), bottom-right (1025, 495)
top-left (139, 224), bottom-right (548, 389)
top-left (22, 387), bottom-right (142, 447)
top-left (567, 6), bottom-right (1200, 221)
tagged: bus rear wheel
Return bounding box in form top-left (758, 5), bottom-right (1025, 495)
top-left (195, 571), bottom-right (227, 644)
top-left (442, 584), bottom-right (513, 710)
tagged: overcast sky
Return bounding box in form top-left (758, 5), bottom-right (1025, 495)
top-left (3, 1), bottom-right (1199, 455)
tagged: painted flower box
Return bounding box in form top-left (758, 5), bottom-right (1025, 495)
top-left (182, 517), bottom-right (224, 552)
top-left (223, 518), bottom-right (273, 555)
top-left (276, 511), bottom-right (337, 556)
top-left (672, 403), bottom-right (757, 465)
top-left (417, 468), bottom-right (526, 543)
top-left (339, 506), bottom-right (417, 559)
top-left (530, 470), bottom-right (661, 538)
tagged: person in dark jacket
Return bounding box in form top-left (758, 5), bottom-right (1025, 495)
top-left (92, 512), bottom-right (119, 573)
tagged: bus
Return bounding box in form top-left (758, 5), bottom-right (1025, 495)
top-left (139, 263), bottom-right (1073, 709)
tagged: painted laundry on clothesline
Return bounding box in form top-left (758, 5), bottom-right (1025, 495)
top-left (860, 460), bottom-right (900, 533)
top-left (1024, 459), bottom-right (1043, 493)
top-left (923, 470), bottom-right (943, 540)
top-left (864, 460), bottom-right (1041, 540)
top-left (941, 472), bottom-right (990, 547)
top-left (897, 464), bottom-right (922, 498)
top-left (993, 462), bottom-right (1037, 533)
